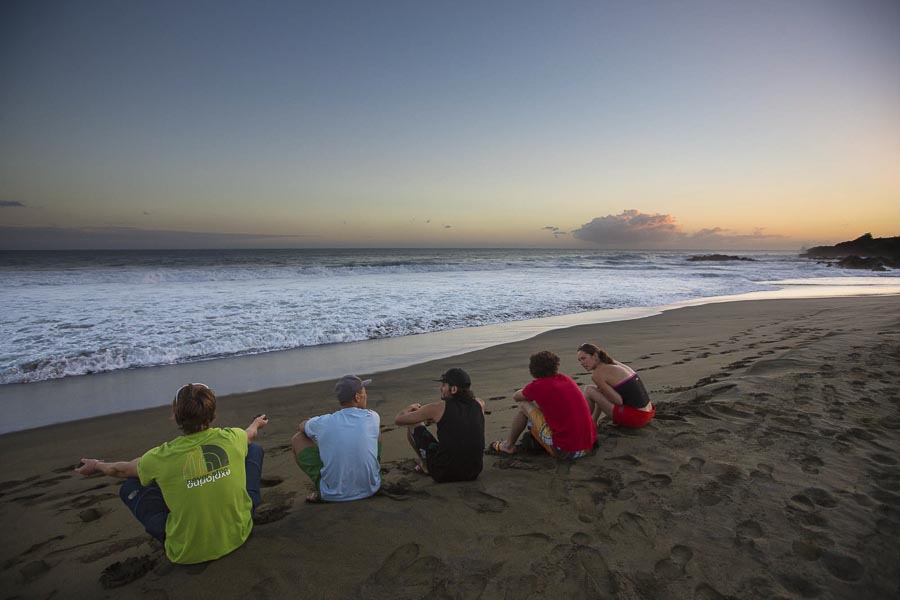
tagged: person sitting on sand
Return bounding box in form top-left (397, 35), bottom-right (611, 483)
top-left (577, 342), bottom-right (655, 428)
top-left (489, 351), bottom-right (596, 459)
top-left (291, 374), bottom-right (381, 502)
top-left (395, 367), bottom-right (486, 482)
top-left (75, 383), bottom-right (268, 564)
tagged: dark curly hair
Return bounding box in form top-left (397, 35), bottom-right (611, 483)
top-left (529, 350), bottom-right (560, 379)
top-left (173, 383), bottom-right (216, 434)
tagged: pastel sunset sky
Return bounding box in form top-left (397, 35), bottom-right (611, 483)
top-left (1, 1), bottom-right (898, 250)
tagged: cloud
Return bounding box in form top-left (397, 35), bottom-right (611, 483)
top-left (572, 209), bottom-right (789, 249)
top-left (0, 226), bottom-right (315, 250)
top-left (542, 226), bottom-right (568, 238)
top-left (0, 200), bottom-right (26, 208)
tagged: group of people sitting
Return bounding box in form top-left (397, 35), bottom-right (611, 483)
top-left (75, 342), bottom-right (653, 565)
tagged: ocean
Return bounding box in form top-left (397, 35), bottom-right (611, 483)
top-left (1, 248), bottom-right (898, 433)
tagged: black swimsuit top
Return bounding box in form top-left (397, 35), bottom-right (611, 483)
top-left (614, 373), bottom-right (651, 409)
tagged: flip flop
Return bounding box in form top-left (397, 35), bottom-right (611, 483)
top-left (485, 440), bottom-right (516, 456)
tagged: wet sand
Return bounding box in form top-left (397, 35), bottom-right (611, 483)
top-left (1, 295), bottom-right (899, 599)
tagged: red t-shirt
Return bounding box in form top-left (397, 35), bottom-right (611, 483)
top-left (523, 373), bottom-right (596, 452)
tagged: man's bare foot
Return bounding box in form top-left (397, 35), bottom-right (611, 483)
top-left (487, 440), bottom-right (516, 455)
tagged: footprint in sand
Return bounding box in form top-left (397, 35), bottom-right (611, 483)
top-left (78, 507), bottom-right (106, 522)
top-left (266, 443), bottom-right (293, 456)
top-left (254, 490), bottom-right (295, 524)
top-left (4, 535), bottom-right (67, 572)
top-left (366, 542), bottom-right (448, 589)
top-left (259, 476), bottom-right (284, 488)
top-left (368, 543), bottom-right (419, 583)
top-left (570, 531), bottom-right (592, 545)
top-left (789, 493), bottom-right (817, 512)
top-left (459, 488), bottom-right (507, 513)
top-left (648, 474), bottom-right (672, 488)
top-left (590, 468), bottom-right (624, 498)
top-left (695, 481), bottom-right (729, 507)
top-left (100, 554), bottom-right (158, 589)
top-left (610, 454), bottom-right (642, 466)
top-left (800, 455), bottom-right (824, 474)
top-left (610, 512), bottom-right (654, 540)
top-left (378, 479), bottom-right (431, 501)
top-left (821, 551), bottom-right (865, 582)
top-left (802, 487), bottom-right (838, 508)
top-left (680, 457), bottom-right (705, 473)
top-left (495, 456), bottom-right (542, 471)
top-left (654, 544), bottom-right (694, 578)
top-left (19, 559), bottom-right (52, 584)
top-left (791, 539), bottom-right (823, 561)
top-left (776, 573), bottom-right (822, 598)
top-left (735, 519), bottom-right (764, 541)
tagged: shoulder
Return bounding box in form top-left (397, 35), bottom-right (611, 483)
top-left (600, 363), bottom-right (629, 382)
top-left (219, 427), bottom-right (248, 444)
top-left (141, 443), bottom-right (165, 463)
top-left (348, 408), bottom-right (380, 423)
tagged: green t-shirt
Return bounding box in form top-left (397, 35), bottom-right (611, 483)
top-left (138, 427), bottom-right (252, 564)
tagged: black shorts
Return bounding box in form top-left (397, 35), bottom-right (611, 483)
top-left (411, 425), bottom-right (439, 462)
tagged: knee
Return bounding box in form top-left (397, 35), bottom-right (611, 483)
top-left (291, 429), bottom-right (312, 452)
top-left (119, 478), bottom-right (142, 504)
top-left (248, 442), bottom-right (264, 460)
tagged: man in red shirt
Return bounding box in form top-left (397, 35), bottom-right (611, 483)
top-left (489, 351), bottom-right (596, 459)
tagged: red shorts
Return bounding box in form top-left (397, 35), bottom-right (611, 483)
top-left (612, 405), bottom-right (655, 428)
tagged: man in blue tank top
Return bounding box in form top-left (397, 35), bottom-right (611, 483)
top-left (395, 368), bottom-right (486, 482)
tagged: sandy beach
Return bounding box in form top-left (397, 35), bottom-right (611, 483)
top-left (1, 295), bottom-right (899, 599)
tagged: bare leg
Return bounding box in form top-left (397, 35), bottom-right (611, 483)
top-left (584, 386), bottom-right (617, 427)
top-left (406, 426), bottom-right (428, 474)
top-left (492, 402), bottom-right (534, 454)
top-left (583, 385), bottom-right (601, 422)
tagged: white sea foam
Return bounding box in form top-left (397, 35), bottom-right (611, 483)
top-left (1, 249), bottom-right (895, 385)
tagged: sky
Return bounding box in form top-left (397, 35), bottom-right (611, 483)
top-left (1, 0), bottom-right (899, 250)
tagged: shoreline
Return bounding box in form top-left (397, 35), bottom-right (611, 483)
top-left (2, 278), bottom-right (899, 435)
top-left (1, 294), bottom-right (899, 598)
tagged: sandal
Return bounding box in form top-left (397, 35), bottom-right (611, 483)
top-left (485, 440), bottom-right (516, 456)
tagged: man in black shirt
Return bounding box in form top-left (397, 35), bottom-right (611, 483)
top-left (395, 368), bottom-right (486, 482)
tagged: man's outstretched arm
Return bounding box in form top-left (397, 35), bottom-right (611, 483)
top-left (75, 458), bottom-right (140, 479)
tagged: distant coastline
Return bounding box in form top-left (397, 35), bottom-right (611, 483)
top-left (802, 233), bottom-right (900, 271)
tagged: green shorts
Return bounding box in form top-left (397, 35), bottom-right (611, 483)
top-left (296, 446), bottom-right (323, 494)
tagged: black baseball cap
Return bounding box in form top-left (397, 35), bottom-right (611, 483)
top-left (434, 368), bottom-right (471, 388)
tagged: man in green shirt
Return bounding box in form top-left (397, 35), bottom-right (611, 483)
top-left (75, 383), bottom-right (269, 564)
